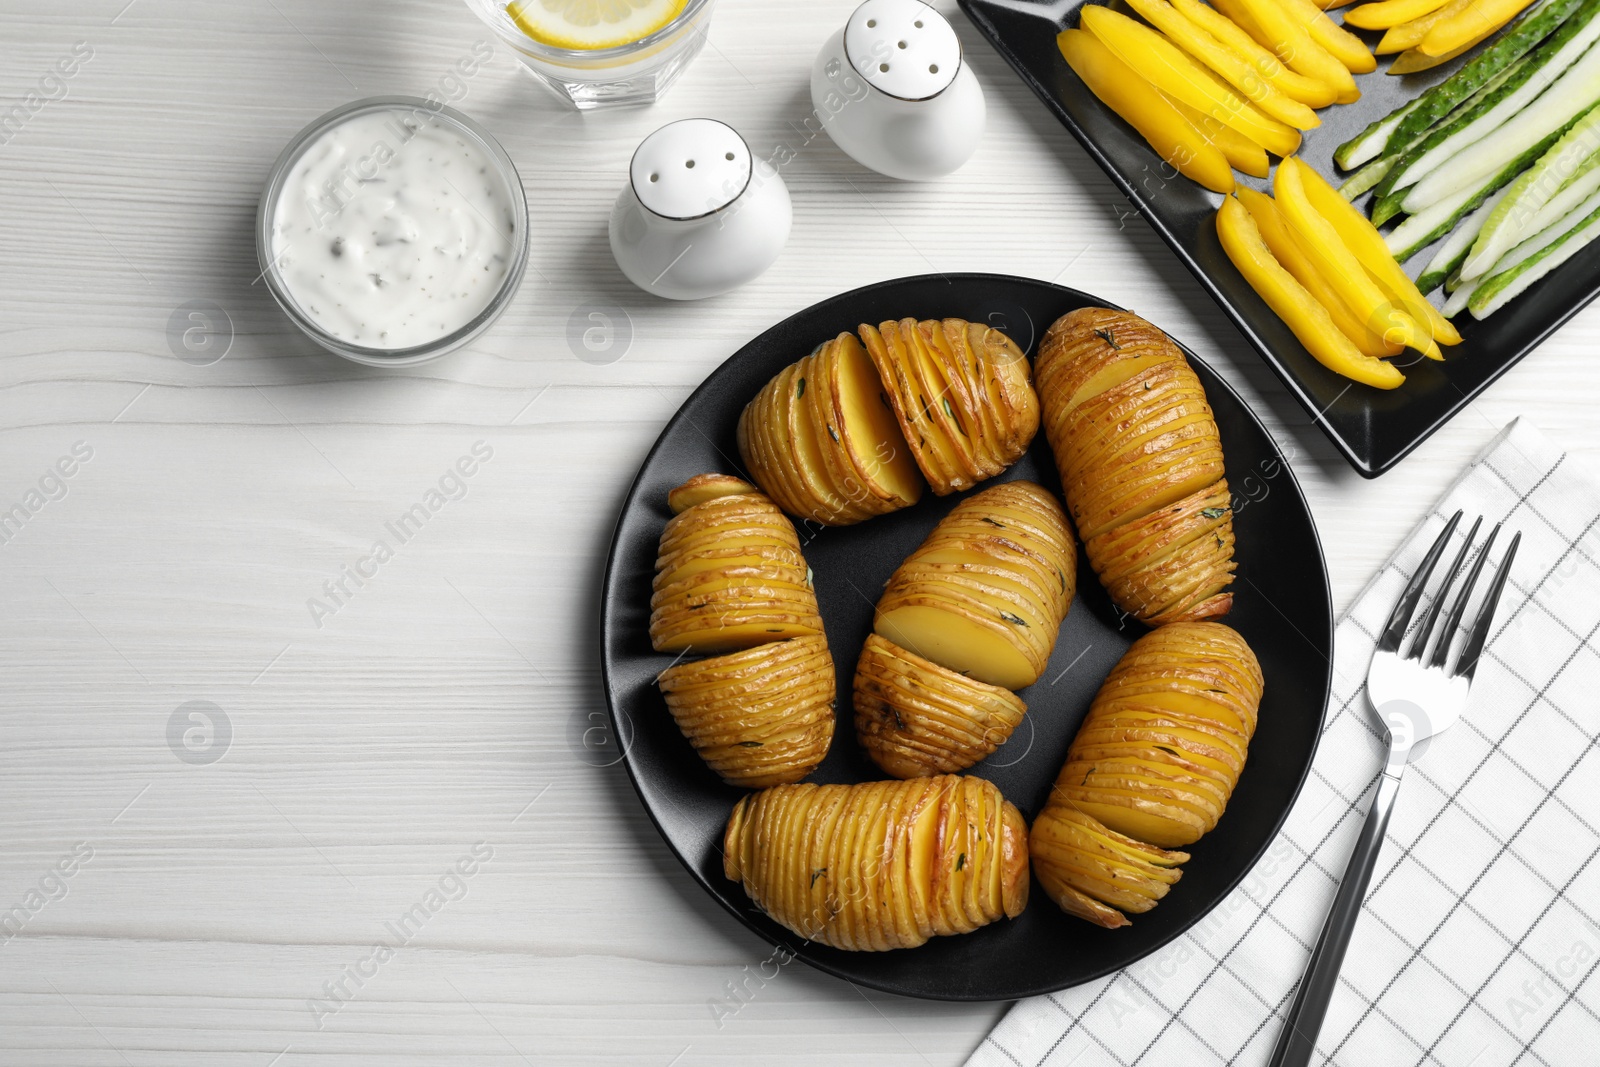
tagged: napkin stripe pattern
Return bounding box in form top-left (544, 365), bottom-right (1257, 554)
top-left (971, 421), bottom-right (1600, 1067)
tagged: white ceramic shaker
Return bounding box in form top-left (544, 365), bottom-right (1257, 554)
top-left (810, 0), bottom-right (986, 181)
top-left (609, 118), bottom-right (792, 301)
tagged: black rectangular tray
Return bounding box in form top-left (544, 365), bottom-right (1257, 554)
top-left (961, 0), bottom-right (1600, 476)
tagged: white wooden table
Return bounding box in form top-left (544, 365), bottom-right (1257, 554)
top-left (2, 1), bottom-right (1596, 1063)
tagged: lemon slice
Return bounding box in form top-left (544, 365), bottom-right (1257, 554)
top-left (507, 0), bottom-right (689, 49)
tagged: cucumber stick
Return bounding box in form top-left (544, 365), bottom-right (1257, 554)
top-left (1443, 283), bottom-right (1474, 316)
top-left (1384, 122), bottom-right (1578, 260)
top-left (1380, 9), bottom-right (1600, 207)
top-left (1462, 103), bottom-right (1600, 278)
top-left (1340, 156), bottom-right (1396, 199)
top-left (1478, 154), bottom-right (1600, 270)
top-left (1476, 182), bottom-right (1600, 280)
top-left (1336, 103), bottom-right (1423, 172)
top-left (1415, 186), bottom-right (1513, 292)
top-left (1468, 195), bottom-right (1600, 316)
top-left (1332, 0), bottom-right (1594, 169)
top-left (1402, 38), bottom-right (1600, 214)
top-left (1368, 58), bottom-right (1534, 224)
top-left (1521, 153), bottom-right (1600, 234)
top-left (1391, 0), bottom-right (1598, 147)
top-left (1387, 185), bottom-right (1486, 261)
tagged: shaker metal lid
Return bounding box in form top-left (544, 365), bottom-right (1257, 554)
top-left (844, 0), bottom-right (961, 101)
top-left (630, 118), bottom-right (753, 221)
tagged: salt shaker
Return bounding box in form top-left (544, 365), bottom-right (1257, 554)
top-left (609, 118), bottom-right (792, 301)
top-left (810, 0), bottom-right (986, 181)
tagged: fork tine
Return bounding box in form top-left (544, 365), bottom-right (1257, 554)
top-left (1453, 531), bottom-right (1521, 682)
top-left (1408, 516), bottom-right (1482, 661)
top-left (1428, 524), bottom-right (1500, 670)
top-left (1377, 510), bottom-right (1463, 653)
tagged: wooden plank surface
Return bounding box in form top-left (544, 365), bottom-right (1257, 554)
top-left (1, 0), bottom-right (1596, 1063)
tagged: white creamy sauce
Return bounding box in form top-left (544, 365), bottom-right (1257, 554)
top-left (271, 108), bottom-right (516, 349)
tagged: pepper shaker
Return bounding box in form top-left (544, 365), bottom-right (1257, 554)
top-left (810, 0), bottom-right (986, 181)
top-left (609, 118), bottom-right (792, 301)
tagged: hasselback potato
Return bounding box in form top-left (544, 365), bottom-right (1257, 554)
top-left (1029, 806), bottom-right (1189, 929)
top-left (650, 488), bottom-right (824, 654)
top-left (853, 633), bottom-right (1027, 778)
top-left (875, 480), bottom-right (1076, 690)
top-left (738, 332), bottom-right (924, 526)
top-left (658, 635), bottom-right (835, 788)
top-left (860, 318), bottom-right (1040, 495)
top-left (667, 473), bottom-right (760, 515)
top-left (723, 775), bottom-right (1029, 950)
top-left (1049, 622), bottom-right (1264, 848)
top-left (1036, 308), bottom-right (1236, 625)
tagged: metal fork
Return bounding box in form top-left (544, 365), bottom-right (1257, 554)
top-left (1268, 510), bottom-right (1522, 1067)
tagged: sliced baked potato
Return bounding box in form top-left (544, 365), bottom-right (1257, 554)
top-left (667, 473), bottom-right (760, 514)
top-left (737, 333), bottom-right (923, 526)
top-left (853, 633), bottom-right (1028, 778)
top-left (650, 484), bottom-right (824, 655)
top-left (1049, 622), bottom-right (1264, 848)
top-left (1035, 308), bottom-right (1236, 625)
top-left (1029, 805), bottom-right (1189, 929)
top-left (875, 480), bottom-right (1075, 689)
top-left (723, 775), bottom-right (1029, 950)
top-left (860, 319), bottom-right (1040, 495)
top-left (658, 634), bottom-right (834, 788)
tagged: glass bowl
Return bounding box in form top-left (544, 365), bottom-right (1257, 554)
top-left (256, 96), bottom-right (530, 367)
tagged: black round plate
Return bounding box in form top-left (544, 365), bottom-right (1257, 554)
top-left (599, 274), bottom-right (1333, 1001)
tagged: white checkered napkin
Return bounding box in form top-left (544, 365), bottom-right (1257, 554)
top-left (971, 419), bottom-right (1600, 1067)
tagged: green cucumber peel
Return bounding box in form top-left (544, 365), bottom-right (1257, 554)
top-left (1375, 56), bottom-right (1536, 209)
top-left (1464, 101), bottom-right (1600, 278)
top-left (1366, 57), bottom-right (1535, 222)
top-left (1385, 121), bottom-right (1581, 261)
top-left (1401, 23), bottom-right (1600, 213)
top-left (1391, 0), bottom-right (1599, 148)
top-left (1331, 0), bottom-right (1592, 168)
top-left (1477, 181), bottom-right (1600, 280)
top-left (1414, 186), bottom-right (1513, 289)
top-left (1468, 194), bottom-right (1600, 316)
top-left (1461, 130), bottom-right (1600, 281)
top-left (1340, 156), bottom-right (1396, 200)
top-left (1373, 187), bottom-right (1409, 227)
top-left (1416, 268), bottom-right (1452, 294)
top-left (1336, 106), bottom-right (1418, 172)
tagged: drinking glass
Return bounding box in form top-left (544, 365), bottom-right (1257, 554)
top-left (462, 0), bottom-right (716, 110)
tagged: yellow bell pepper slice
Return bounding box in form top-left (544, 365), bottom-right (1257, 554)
top-left (1057, 29), bottom-right (1235, 193)
top-left (1346, 0), bottom-right (1451, 31)
top-left (1217, 197), bottom-right (1405, 389)
top-left (1215, 0), bottom-right (1361, 102)
top-left (1162, 91), bottom-right (1271, 176)
top-left (1314, 0), bottom-right (1361, 9)
top-left (1236, 188), bottom-right (1403, 358)
top-left (1080, 5), bottom-right (1302, 157)
top-left (1169, 0), bottom-right (1339, 107)
top-left (1419, 0), bottom-right (1538, 55)
top-left (1287, 158), bottom-right (1462, 347)
top-left (1387, 24), bottom-right (1492, 72)
top-left (1282, 0), bottom-right (1379, 73)
top-left (1273, 160), bottom-right (1435, 356)
top-left (1360, 266), bottom-right (1442, 359)
top-left (1123, 0), bottom-right (1320, 130)
top-left (1378, 0), bottom-right (1472, 53)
